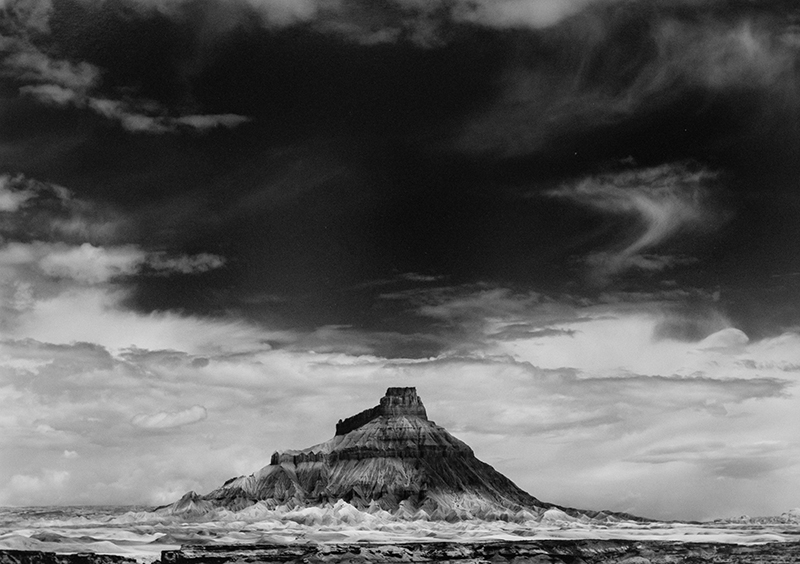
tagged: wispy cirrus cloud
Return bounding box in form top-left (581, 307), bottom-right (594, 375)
top-left (146, 253), bottom-right (226, 275)
top-left (547, 163), bottom-right (726, 283)
top-left (86, 98), bottom-right (252, 134)
top-left (1, 24), bottom-right (251, 134)
top-left (4, 0), bottom-right (601, 41)
top-left (454, 3), bottom-right (800, 157)
top-left (6, 49), bottom-right (99, 92)
top-left (131, 405), bottom-right (208, 429)
top-left (382, 285), bottom-right (544, 322)
top-left (6, 241), bottom-right (224, 283)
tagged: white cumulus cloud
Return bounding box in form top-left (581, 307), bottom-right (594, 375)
top-left (0, 175), bottom-right (37, 212)
top-left (147, 253), bottom-right (226, 274)
top-left (38, 243), bottom-right (146, 283)
top-left (2, 31), bottom-right (251, 135)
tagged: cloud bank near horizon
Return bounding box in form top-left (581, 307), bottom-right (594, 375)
top-left (0, 305), bottom-right (798, 520)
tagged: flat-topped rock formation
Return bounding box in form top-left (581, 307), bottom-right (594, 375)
top-left (335, 387), bottom-right (427, 435)
top-left (159, 387), bottom-right (641, 522)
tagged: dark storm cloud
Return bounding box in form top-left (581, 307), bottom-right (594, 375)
top-left (2, 0), bottom-right (507, 141)
top-left (3, 0), bottom-right (800, 520)
top-left (1, 6), bottom-right (251, 134)
top-left (9, 1), bottom-right (798, 161)
top-left (1, 0), bottom-right (799, 347)
top-left (453, 0), bottom-right (800, 166)
top-left (5, 0), bottom-right (799, 155)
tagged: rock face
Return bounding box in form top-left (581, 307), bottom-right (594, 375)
top-left (161, 387), bottom-right (628, 521)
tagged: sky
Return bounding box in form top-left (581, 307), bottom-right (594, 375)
top-left (1, 0), bottom-right (800, 522)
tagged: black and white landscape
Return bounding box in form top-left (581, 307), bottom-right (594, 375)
top-left (1, 388), bottom-right (800, 562)
top-left (1, 0), bottom-right (800, 556)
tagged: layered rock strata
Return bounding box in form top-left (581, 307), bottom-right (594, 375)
top-left (335, 387), bottom-right (427, 435)
top-left (161, 387), bottom-right (632, 520)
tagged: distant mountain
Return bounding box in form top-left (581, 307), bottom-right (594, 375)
top-left (161, 387), bottom-right (644, 522)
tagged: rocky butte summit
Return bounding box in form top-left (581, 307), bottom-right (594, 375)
top-left (163, 387), bottom-right (637, 522)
